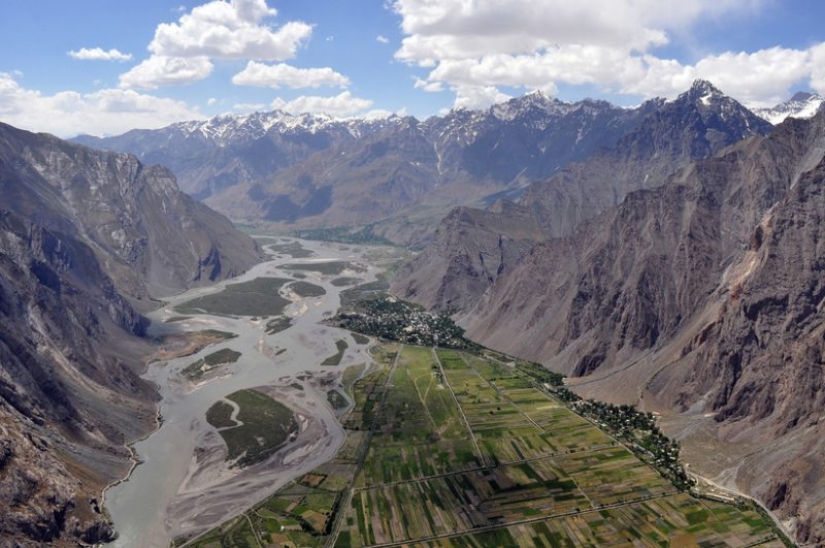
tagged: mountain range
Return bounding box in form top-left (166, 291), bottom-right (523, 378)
top-left (74, 83), bottom-right (822, 246)
top-left (392, 81), bottom-right (774, 311)
top-left (77, 93), bottom-right (649, 243)
top-left (0, 123), bottom-right (260, 546)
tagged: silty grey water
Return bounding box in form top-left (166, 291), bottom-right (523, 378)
top-left (105, 238), bottom-right (383, 547)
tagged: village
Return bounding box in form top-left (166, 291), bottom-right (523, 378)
top-left (332, 295), bottom-right (474, 349)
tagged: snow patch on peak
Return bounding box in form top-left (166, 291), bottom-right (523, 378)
top-left (753, 92), bottom-right (825, 125)
top-left (490, 94), bottom-right (570, 122)
top-left (169, 109), bottom-right (372, 144)
top-left (679, 79), bottom-right (727, 107)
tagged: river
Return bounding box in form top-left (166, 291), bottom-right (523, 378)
top-left (104, 238), bottom-right (392, 548)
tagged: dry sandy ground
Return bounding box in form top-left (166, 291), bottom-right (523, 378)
top-left (167, 378), bottom-right (346, 545)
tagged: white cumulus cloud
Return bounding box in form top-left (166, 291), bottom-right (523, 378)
top-left (232, 102), bottom-right (269, 112)
top-left (119, 56), bottom-right (214, 90)
top-left (232, 61), bottom-right (350, 88)
top-left (452, 85), bottom-right (513, 111)
top-left (270, 91), bottom-right (373, 117)
top-left (120, 0), bottom-right (314, 90)
top-left (67, 48), bottom-right (133, 62)
top-left (414, 78), bottom-right (444, 92)
top-left (810, 43), bottom-right (825, 93)
top-left (0, 72), bottom-right (203, 137)
top-left (623, 47), bottom-right (813, 107)
top-left (149, 0), bottom-right (310, 60)
top-left (389, 0), bottom-right (825, 110)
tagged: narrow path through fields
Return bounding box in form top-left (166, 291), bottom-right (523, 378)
top-left (360, 492), bottom-right (677, 548)
top-left (459, 353), bottom-right (544, 432)
top-left (431, 347), bottom-right (487, 466)
top-left (325, 345), bottom-right (404, 548)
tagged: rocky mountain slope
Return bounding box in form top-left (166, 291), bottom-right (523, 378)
top-left (3, 122), bottom-right (261, 300)
top-left (394, 81), bottom-right (773, 312)
top-left (395, 107), bottom-right (825, 545)
top-left (73, 93), bottom-right (654, 243)
top-left (0, 124), bottom-right (261, 546)
top-left (0, 210), bottom-right (154, 546)
top-left (75, 111), bottom-right (392, 200)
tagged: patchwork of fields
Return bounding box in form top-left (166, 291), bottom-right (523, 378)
top-left (183, 344), bottom-right (787, 548)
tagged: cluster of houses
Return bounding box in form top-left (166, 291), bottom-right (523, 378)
top-left (334, 296), bottom-right (470, 349)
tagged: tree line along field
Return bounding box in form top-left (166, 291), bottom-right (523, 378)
top-left (182, 343), bottom-right (789, 548)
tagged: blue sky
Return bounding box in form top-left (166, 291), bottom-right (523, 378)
top-left (1, 0), bottom-right (825, 137)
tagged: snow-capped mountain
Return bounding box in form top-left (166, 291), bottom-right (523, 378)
top-left (168, 110), bottom-right (403, 145)
top-left (753, 91), bottom-right (825, 124)
top-left (74, 111), bottom-right (405, 199)
top-left (73, 93), bottom-right (646, 212)
top-left (73, 81), bottom-right (772, 244)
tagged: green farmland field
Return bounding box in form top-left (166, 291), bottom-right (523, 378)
top-left (183, 344), bottom-right (789, 548)
top-left (207, 389), bottom-right (298, 469)
top-left (175, 277), bottom-right (292, 316)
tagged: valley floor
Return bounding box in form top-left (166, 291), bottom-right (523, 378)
top-left (182, 341), bottom-right (788, 548)
top-left (105, 238), bottom-right (790, 548)
top-left (103, 238), bottom-right (403, 547)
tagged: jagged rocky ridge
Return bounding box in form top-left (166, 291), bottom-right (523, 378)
top-left (74, 92), bottom-right (657, 243)
top-left (0, 123), bottom-right (261, 546)
top-left (394, 100), bottom-right (825, 544)
top-left (394, 81), bottom-right (773, 311)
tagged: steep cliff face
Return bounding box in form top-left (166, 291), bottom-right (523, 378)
top-left (0, 122), bottom-right (261, 300)
top-left (0, 124), bottom-right (262, 545)
top-left (0, 211), bottom-right (156, 546)
top-left (658, 153), bottom-right (825, 545)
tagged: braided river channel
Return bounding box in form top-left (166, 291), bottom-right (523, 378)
top-left (105, 238), bottom-right (397, 548)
